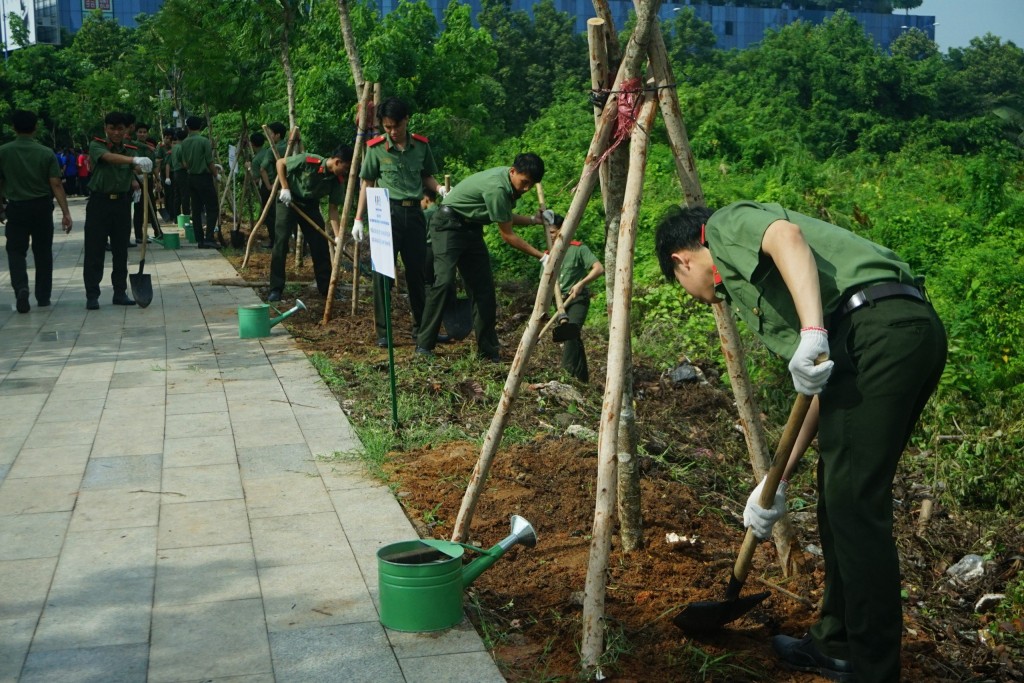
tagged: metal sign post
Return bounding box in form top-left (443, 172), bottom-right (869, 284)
top-left (367, 187), bottom-right (399, 430)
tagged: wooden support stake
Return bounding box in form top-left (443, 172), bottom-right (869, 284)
top-left (240, 126), bottom-right (299, 268)
top-left (351, 83), bottom-right (381, 316)
top-left (324, 79), bottom-right (374, 323)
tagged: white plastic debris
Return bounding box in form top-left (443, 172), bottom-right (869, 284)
top-left (945, 554), bottom-right (985, 582)
top-left (564, 424), bottom-right (598, 442)
top-left (975, 593), bottom-right (1005, 613)
top-left (805, 544), bottom-right (823, 557)
top-left (665, 532), bottom-right (699, 550)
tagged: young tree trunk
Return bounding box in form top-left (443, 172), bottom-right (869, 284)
top-left (336, 0), bottom-right (365, 98)
top-left (280, 4), bottom-right (298, 130)
top-left (241, 126), bottom-right (300, 268)
top-left (581, 87), bottom-right (659, 673)
top-left (450, 2), bottom-right (659, 545)
top-left (323, 80), bottom-right (374, 323)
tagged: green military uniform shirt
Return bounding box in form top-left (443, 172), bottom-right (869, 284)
top-left (155, 144), bottom-right (170, 176)
top-left (179, 133), bottom-right (213, 175)
top-left (706, 200), bottom-right (919, 358)
top-left (0, 136), bottom-right (61, 201)
top-left (170, 144), bottom-right (186, 172)
top-left (259, 140), bottom-right (288, 180)
top-left (284, 154), bottom-right (344, 205)
top-left (440, 166), bottom-right (516, 224)
top-left (251, 146), bottom-right (269, 184)
top-left (360, 132), bottom-right (437, 201)
top-left (88, 137), bottom-right (134, 193)
top-left (556, 241), bottom-right (599, 298)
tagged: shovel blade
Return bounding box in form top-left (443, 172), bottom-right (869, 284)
top-left (129, 268), bottom-right (153, 309)
top-left (672, 590), bottom-right (771, 632)
top-left (551, 321), bottom-right (580, 343)
top-left (442, 292), bottom-right (473, 341)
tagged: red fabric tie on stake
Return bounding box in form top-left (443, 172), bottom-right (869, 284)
top-left (592, 77), bottom-right (644, 169)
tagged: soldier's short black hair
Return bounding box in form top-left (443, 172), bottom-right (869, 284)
top-left (654, 205), bottom-right (715, 282)
top-left (250, 132), bottom-right (266, 146)
top-left (267, 122), bottom-right (287, 137)
top-left (135, 122), bottom-right (150, 131)
top-left (512, 153), bottom-right (544, 182)
top-left (104, 112), bottom-right (132, 127)
top-left (174, 128), bottom-right (188, 141)
top-left (377, 97), bottom-right (409, 123)
top-left (146, 136), bottom-right (158, 146)
top-left (163, 128), bottom-right (174, 137)
top-left (124, 112), bottom-right (136, 126)
top-left (11, 110), bottom-right (37, 134)
top-left (330, 145), bottom-right (354, 164)
top-left (185, 116), bottom-right (204, 131)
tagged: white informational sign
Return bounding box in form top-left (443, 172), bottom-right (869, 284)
top-left (367, 187), bottom-right (395, 279)
top-left (228, 144), bottom-right (238, 173)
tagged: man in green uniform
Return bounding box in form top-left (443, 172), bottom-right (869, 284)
top-left (351, 97), bottom-right (444, 347)
top-left (170, 128), bottom-right (190, 220)
top-left (544, 212), bottom-right (604, 382)
top-left (0, 110), bottom-right (73, 312)
top-left (415, 153), bottom-right (547, 361)
top-left (180, 116), bottom-right (221, 248)
top-left (155, 127), bottom-right (174, 222)
top-left (258, 122), bottom-right (288, 249)
top-left (655, 201), bottom-right (947, 683)
top-left (131, 123), bottom-right (162, 244)
top-left (84, 111), bottom-right (154, 309)
top-left (268, 146), bottom-right (353, 301)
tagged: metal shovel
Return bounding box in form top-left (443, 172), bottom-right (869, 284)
top-left (129, 175), bottom-right (154, 308)
top-left (536, 184), bottom-right (580, 343)
top-left (673, 391), bottom-right (814, 631)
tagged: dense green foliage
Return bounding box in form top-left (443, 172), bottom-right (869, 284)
top-left (1, 4), bottom-right (1022, 513)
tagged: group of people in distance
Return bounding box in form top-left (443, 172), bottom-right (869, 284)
top-left (1, 95), bottom-right (949, 682)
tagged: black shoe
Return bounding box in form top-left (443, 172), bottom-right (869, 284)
top-left (15, 288), bottom-right (30, 313)
top-left (772, 635), bottom-right (856, 682)
top-left (205, 240), bottom-right (222, 249)
top-left (112, 292), bottom-right (136, 306)
top-left (436, 334), bottom-right (452, 344)
top-left (86, 298), bottom-right (99, 310)
top-left (197, 241), bottom-right (211, 249)
top-left (479, 353), bottom-right (501, 363)
top-left (376, 338), bottom-right (388, 348)
top-left (37, 299), bottom-right (50, 307)
top-left (267, 289), bottom-right (282, 302)
top-left (414, 346), bottom-right (434, 357)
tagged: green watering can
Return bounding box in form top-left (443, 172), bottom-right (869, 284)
top-left (238, 299), bottom-right (306, 338)
top-left (377, 515), bottom-right (537, 632)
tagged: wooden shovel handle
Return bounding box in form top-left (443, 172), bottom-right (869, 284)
top-left (140, 174), bottom-right (149, 261)
top-left (535, 183), bottom-right (567, 315)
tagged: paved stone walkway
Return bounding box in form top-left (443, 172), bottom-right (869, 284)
top-left (0, 197), bottom-right (504, 683)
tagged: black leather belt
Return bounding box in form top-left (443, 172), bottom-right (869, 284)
top-left (839, 282), bottom-right (924, 317)
top-left (390, 198), bottom-right (419, 207)
top-left (98, 192), bottom-right (130, 200)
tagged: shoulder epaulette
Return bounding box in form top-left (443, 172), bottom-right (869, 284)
top-left (411, 133), bottom-right (429, 144)
top-left (571, 240), bottom-right (582, 246)
top-left (305, 156), bottom-right (321, 164)
top-left (366, 135), bottom-right (385, 147)
top-left (125, 143), bottom-right (139, 150)
top-left (92, 137), bottom-right (109, 146)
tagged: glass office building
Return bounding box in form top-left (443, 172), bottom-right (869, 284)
top-left (34, 0), bottom-right (164, 45)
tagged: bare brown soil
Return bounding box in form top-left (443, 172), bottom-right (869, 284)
top-left (224, 242), bottom-right (1022, 682)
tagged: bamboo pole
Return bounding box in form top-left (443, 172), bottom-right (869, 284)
top-left (581, 87), bottom-right (659, 674)
top-left (323, 80), bottom-right (374, 323)
top-left (450, 0), bottom-right (662, 546)
top-left (240, 126), bottom-right (299, 268)
top-left (351, 83), bottom-right (381, 315)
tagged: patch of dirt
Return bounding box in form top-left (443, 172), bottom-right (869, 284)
top-left (224, 240), bottom-right (1022, 682)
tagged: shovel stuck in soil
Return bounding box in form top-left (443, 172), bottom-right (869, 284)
top-left (129, 176), bottom-right (154, 308)
top-left (673, 391), bottom-right (815, 632)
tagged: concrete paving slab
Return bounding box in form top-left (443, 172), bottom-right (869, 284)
top-left (19, 642), bottom-right (149, 683)
top-left (0, 511), bottom-right (70, 560)
top-left (236, 443), bottom-right (317, 480)
top-left (154, 543), bottom-right (260, 607)
top-left (52, 526), bottom-right (157, 583)
top-left (21, 419), bottom-right (97, 449)
top-left (82, 453), bottom-right (161, 490)
top-left (158, 499), bottom-right (251, 550)
top-left (399, 650), bottom-right (508, 683)
top-left (149, 598), bottom-right (272, 683)
top-left (68, 488), bottom-right (161, 532)
top-left (7, 443), bottom-right (93, 479)
top-left (32, 576), bottom-right (153, 652)
top-left (250, 512), bottom-right (350, 569)
top-left (0, 616), bottom-right (37, 681)
top-left (161, 463), bottom-right (244, 503)
top-left (0, 474), bottom-right (81, 515)
top-left (165, 390), bottom-right (228, 415)
top-left (163, 434), bottom-right (237, 467)
top-left (259, 560), bottom-right (379, 631)
top-left (0, 557), bottom-right (57, 620)
top-left (36, 397), bottom-right (106, 423)
top-left (241, 474), bottom-right (333, 519)
top-left (268, 623), bottom-right (404, 683)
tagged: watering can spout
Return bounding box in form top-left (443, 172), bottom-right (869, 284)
top-left (270, 299), bottom-right (306, 327)
top-left (462, 515), bottom-right (536, 588)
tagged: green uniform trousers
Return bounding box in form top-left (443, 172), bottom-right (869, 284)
top-left (812, 295), bottom-right (946, 682)
top-left (373, 202), bottom-right (427, 340)
top-left (269, 198), bottom-right (331, 295)
top-left (4, 197), bottom-right (55, 304)
top-left (83, 193), bottom-right (132, 300)
top-left (560, 296), bottom-right (590, 382)
top-left (416, 208), bottom-right (498, 359)
top-left (171, 170), bottom-right (190, 218)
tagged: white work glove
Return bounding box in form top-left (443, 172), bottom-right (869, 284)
top-left (436, 186), bottom-right (449, 199)
top-left (133, 157), bottom-right (153, 173)
top-left (351, 219), bottom-right (364, 242)
top-left (788, 328), bottom-right (834, 395)
top-left (538, 253), bottom-right (549, 273)
top-left (214, 163), bottom-right (223, 173)
top-left (164, 177), bottom-right (171, 186)
top-left (132, 189), bottom-right (141, 203)
top-left (278, 189), bottom-right (292, 206)
top-left (542, 209), bottom-right (555, 225)
top-left (744, 477), bottom-right (787, 539)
